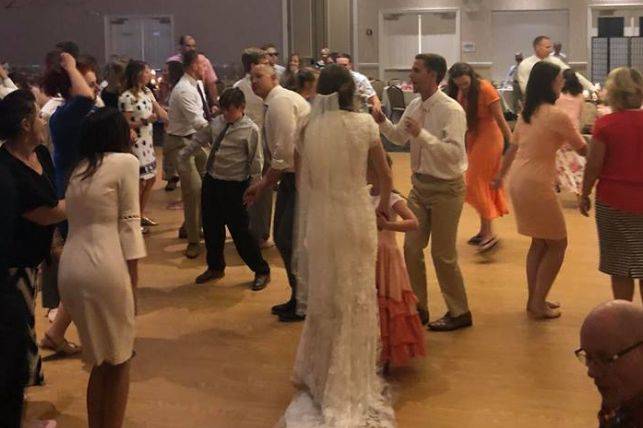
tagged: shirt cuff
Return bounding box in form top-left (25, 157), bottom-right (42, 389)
top-left (270, 158), bottom-right (293, 171)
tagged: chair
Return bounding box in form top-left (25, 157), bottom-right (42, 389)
top-left (370, 79), bottom-right (385, 101)
top-left (385, 85), bottom-right (406, 123)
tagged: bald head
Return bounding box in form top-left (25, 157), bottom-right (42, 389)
top-left (580, 300), bottom-right (643, 409)
top-left (251, 64), bottom-right (278, 99)
top-left (582, 300), bottom-right (643, 343)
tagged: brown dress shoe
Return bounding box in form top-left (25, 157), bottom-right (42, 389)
top-left (185, 243), bottom-right (201, 259)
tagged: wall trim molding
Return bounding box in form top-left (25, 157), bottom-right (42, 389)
top-left (468, 61), bottom-right (493, 67)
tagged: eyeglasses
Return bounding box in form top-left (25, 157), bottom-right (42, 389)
top-left (575, 341), bottom-right (643, 368)
top-left (267, 52), bottom-right (279, 57)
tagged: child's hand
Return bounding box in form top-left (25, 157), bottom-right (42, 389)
top-left (376, 199), bottom-right (389, 222)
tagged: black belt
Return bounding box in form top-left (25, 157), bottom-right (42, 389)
top-left (168, 133), bottom-right (194, 139)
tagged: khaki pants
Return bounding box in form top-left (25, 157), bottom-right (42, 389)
top-left (404, 173), bottom-right (470, 317)
top-left (165, 134), bottom-right (208, 244)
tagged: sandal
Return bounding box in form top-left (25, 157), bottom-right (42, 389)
top-left (141, 216), bottom-right (158, 227)
top-left (467, 233), bottom-right (483, 245)
top-left (39, 333), bottom-right (82, 356)
top-left (477, 236), bottom-right (499, 252)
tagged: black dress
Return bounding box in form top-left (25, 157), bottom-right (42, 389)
top-left (0, 144), bottom-right (58, 387)
top-left (0, 167), bottom-right (26, 428)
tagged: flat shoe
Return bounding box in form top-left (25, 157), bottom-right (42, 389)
top-left (428, 311), bottom-right (473, 332)
top-left (40, 333), bottom-right (82, 356)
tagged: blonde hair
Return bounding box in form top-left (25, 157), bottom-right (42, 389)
top-left (605, 67), bottom-right (643, 111)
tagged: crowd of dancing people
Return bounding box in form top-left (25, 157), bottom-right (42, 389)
top-left (1, 32), bottom-right (642, 427)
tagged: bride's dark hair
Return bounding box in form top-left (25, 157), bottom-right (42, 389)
top-left (73, 107), bottom-right (132, 180)
top-left (316, 64), bottom-right (356, 111)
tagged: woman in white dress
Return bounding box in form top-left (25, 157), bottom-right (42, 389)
top-left (119, 60), bottom-right (168, 230)
top-left (282, 64), bottom-right (396, 427)
top-left (59, 108), bottom-right (146, 428)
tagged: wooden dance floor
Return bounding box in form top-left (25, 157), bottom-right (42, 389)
top-left (27, 152), bottom-right (607, 427)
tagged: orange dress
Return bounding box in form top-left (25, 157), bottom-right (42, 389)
top-left (507, 105), bottom-right (586, 239)
top-left (371, 193), bottom-right (426, 367)
top-left (458, 80), bottom-right (509, 220)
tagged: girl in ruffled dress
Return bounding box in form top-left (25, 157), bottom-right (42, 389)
top-left (369, 156), bottom-right (426, 369)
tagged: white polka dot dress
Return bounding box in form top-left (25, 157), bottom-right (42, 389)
top-left (118, 88), bottom-right (157, 180)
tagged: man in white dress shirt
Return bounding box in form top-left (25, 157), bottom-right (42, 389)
top-left (243, 64), bottom-right (311, 322)
top-left (234, 48), bottom-right (274, 248)
top-left (166, 50), bottom-right (210, 258)
top-left (517, 35), bottom-right (595, 96)
top-left (262, 43), bottom-right (286, 79)
top-left (335, 53), bottom-right (382, 115)
top-left (372, 53), bottom-right (472, 332)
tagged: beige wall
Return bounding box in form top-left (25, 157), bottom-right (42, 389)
top-left (354, 0), bottom-right (643, 78)
top-left (327, 0), bottom-right (353, 54)
top-left (0, 0), bottom-right (283, 69)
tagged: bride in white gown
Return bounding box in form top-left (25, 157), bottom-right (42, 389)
top-left (282, 64), bottom-right (396, 427)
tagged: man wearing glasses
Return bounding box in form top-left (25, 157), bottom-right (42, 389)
top-left (261, 43), bottom-right (286, 79)
top-left (577, 300), bottom-right (643, 427)
top-left (167, 35), bottom-right (219, 109)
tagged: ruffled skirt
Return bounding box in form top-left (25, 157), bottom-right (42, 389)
top-left (376, 237), bottom-right (426, 367)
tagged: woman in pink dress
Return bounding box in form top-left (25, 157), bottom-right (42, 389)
top-left (369, 156), bottom-right (426, 369)
top-left (555, 69), bottom-right (586, 195)
top-left (494, 61), bottom-right (586, 319)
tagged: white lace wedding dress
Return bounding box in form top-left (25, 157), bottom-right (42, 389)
top-left (281, 94), bottom-right (396, 428)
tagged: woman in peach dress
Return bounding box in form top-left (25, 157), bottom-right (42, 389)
top-left (447, 63), bottom-right (512, 252)
top-left (494, 62), bottom-right (586, 319)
